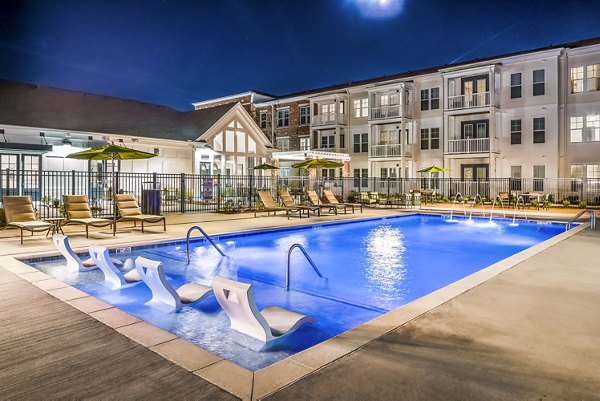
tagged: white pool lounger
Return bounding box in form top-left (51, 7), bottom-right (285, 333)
top-left (135, 256), bottom-right (213, 312)
top-left (52, 234), bottom-right (87, 272)
top-left (88, 245), bottom-right (140, 288)
top-left (212, 275), bottom-right (315, 343)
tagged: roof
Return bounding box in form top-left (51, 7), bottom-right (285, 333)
top-left (0, 80), bottom-right (235, 142)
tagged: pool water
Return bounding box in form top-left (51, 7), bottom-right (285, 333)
top-left (28, 214), bottom-right (565, 370)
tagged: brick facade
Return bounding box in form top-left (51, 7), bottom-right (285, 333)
top-left (254, 100), bottom-right (310, 150)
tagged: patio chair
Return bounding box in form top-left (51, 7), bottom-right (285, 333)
top-left (498, 192), bottom-right (510, 207)
top-left (306, 190), bottom-right (338, 215)
top-left (255, 191), bottom-right (289, 218)
top-left (114, 193), bottom-right (166, 233)
top-left (2, 196), bottom-right (53, 244)
top-left (279, 189), bottom-right (317, 218)
top-left (358, 192), bottom-right (376, 205)
top-left (62, 195), bottom-right (114, 237)
top-left (323, 189), bottom-right (362, 213)
top-left (212, 275), bottom-right (315, 343)
top-left (135, 256), bottom-right (213, 311)
top-left (89, 245), bottom-right (140, 288)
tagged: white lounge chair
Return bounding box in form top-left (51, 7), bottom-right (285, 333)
top-left (52, 234), bottom-right (87, 272)
top-left (88, 245), bottom-right (140, 288)
top-left (135, 256), bottom-right (213, 312)
top-left (212, 275), bottom-right (315, 343)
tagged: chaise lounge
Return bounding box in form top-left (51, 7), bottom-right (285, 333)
top-left (114, 193), bottom-right (166, 233)
top-left (255, 190), bottom-right (289, 218)
top-left (2, 196), bottom-right (54, 244)
top-left (279, 189), bottom-right (317, 218)
top-left (212, 275), bottom-right (315, 343)
top-left (306, 190), bottom-right (338, 215)
top-left (63, 195), bottom-right (114, 237)
top-left (89, 245), bottom-right (140, 288)
top-left (323, 189), bottom-right (362, 213)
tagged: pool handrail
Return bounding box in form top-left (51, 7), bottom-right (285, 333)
top-left (286, 243), bottom-right (323, 291)
top-left (566, 209), bottom-right (596, 230)
top-left (186, 225), bottom-right (226, 264)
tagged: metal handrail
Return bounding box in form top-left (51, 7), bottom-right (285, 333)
top-left (286, 243), bottom-right (323, 291)
top-left (566, 209), bottom-right (596, 230)
top-left (186, 225), bottom-right (226, 264)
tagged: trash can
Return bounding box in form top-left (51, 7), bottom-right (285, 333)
top-left (141, 182), bottom-right (161, 215)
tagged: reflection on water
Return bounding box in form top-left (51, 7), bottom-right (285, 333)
top-left (363, 225), bottom-right (407, 295)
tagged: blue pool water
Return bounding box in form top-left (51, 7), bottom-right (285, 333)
top-left (28, 214), bottom-right (565, 370)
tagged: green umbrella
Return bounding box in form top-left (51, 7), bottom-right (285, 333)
top-left (66, 143), bottom-right (157, 233)
top-left (417, 165), bottom-right (450, 173)
top-left (292, 159), bottom-right (344, 169)
top-left (253, 163), bottom-right (279, 170)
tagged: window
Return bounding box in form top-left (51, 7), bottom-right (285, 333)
top-left (353, 168), bottom-right (369, 188)
top-left (586, 115), bottom-right (600, 141)
top-left (420, 128), bottom-right (429, 150)
top-left (321, 103), bottom-right (335, 123)
top-left (299, 137), bottom-right (310, 151)
top-left (510, 166), bottom-right (522, 191)
top-left (510, 119), bottom-right (522, 144)
top-left (570, 116), bottom-right (583, 143)
top-left (299, 105), bottom-right (310, 125)
top-left (276, 137), bottom-right (289, 151)
top-left (587, 64), bottom-right (599, 92)
top-left (571, 67), bottom-right (584, 93)
top-left (420, 89), bottom-right (429, 111)
top-left (533, 165), bottom-right (545, 191)
top-left (353, 98), bottom-right (368, 118)
top-left (321, 134), bottom-right (335, 149)
top-left (571, 164), bottom-right (584, 179)
top-left (587, 164), bottom-right (600, 178)
top-left (277, 109), bottom-right (289, 127)
top-left (353, 133), bottom-right (368, 153)
top-left (533, 69), bottom-right (545, 96)
top-left (533, 117), bottom-right (545, 143)
top-left (430, 128), bottom-right (440, 149)
top-left (340, 134), bottom-right (345, 149)
top-left (430, 88), bottom-right (440, 109)
top-left (420, 88), bottom-right (439, 111)
top-left (259, 111), bottom-right (267, 129)
top-left (510, 73), bottom-right (522, 98)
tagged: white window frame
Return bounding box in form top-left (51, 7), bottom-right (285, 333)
top-left (277, 108), bottom-right (289, 127)
top-left (299, 136), bottom-right (310, 151)
top-left (299, 105), bottom-right (310, 125)
top-left (533, 69), bottom-right (545, 96)
top-left (570, 116), bottom-right (583, 143)
top-left (510, 72), bottom-right (522, 98)
top-left (276, 137), bottom-right (290, 151)
top-left (586, 114), bottom-right (600, 142)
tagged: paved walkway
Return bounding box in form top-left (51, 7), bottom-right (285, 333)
top-left (0, 207), bottom-right (598, 399)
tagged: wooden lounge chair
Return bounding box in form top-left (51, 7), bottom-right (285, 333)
top-left (279, 189), bottom-right (317, 218)
top-left (255, 191), bottom-right (289, 218)
top-left (212, 275), bottom-right (315, 343)
top-left (114, 193), bottom-right (166, 233)
top-left (135, 256), bottom-right (213, 312)
top-left (2, 196), bottom-right (53, 244)
top-left (62, 195), bottom-right (114, 237)
top-left (323, 189), bottom-right (362, 213)
top-left (306, 190), bottom-right (338, 215)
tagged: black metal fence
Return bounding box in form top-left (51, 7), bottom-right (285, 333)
top-left (0, 169), bottom-right (598, 219)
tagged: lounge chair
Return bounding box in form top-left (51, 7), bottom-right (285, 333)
top-left (255, 191), bottom-right (289, 218)
top-left (114, 193), bottom-right (166, 233)
top-left (498, 192), bottom-right (510, 207)
top-left (52, 234), bottom-right (90, 271)
top-left (279, 189), bottom-right (317, 218)
top-left (135, 256), bottom-right (213, 311)
top-left (323, 189), bottom-right (362, 213)
top-left (89, 245), bottom-right (140, 288)
top-left (62, 195), bottom-right (114, 237)
top-left (2, 196), bottom-right (53, 244)
top-left (212, 275), bottom-right (315, 343)
top-left (306, 190), bottom-right (338, 215)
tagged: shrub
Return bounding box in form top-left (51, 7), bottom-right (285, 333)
top-left (348, 191), bottom-right (359, 203)
top-left (0, 208), bottom-right (6, 227)
top-left (562, 199), bottom-right (571, 208)
top-left (578, 200), bottom-right (587, 208)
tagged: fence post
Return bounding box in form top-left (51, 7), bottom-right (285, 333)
top-left (249, 174), bottom-right (254, 208)
top-left (115, 171), bottom-right (120, 195)
top-left (216, 174), bottom-right (221, 210)
top-left (180, 173), bottom-right (186, 213)
top-left (152, 172), bottom-right (158, 189)
top-left (71, 170), bottom-right (76, 195)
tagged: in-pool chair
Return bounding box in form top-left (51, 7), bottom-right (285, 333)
top-left (212, 275), bottom-right (315, 343)
top-left (135, 256), bottom-right (213, 312)
top-left (88, 245), bottom-right (140, 288)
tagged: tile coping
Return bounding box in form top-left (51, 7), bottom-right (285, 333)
top-left (0, 216), bottom-right (588, 400)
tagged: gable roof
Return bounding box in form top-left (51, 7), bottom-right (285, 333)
top-left (0, 79), bottom-right (236, 142)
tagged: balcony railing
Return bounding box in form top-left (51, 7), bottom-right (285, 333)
top-left (447, 138), bottom-right (489, 154)
top-left (311, 114), bottom-right (346, 126)
top-left (447, 91), bottom-right (490, 110)
top-left (370, 105), bottom-right (401, 120)
top-left (370, 144), bottom-right (411, 158)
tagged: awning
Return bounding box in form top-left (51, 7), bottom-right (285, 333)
top-left (0, 142), bottom-right (53, 152)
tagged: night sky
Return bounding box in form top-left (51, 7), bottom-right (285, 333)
top-left (1, 0), bottom-right (599, 111)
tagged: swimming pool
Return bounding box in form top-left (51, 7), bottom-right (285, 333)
top-left (28, 214), bottom-right (566, 370)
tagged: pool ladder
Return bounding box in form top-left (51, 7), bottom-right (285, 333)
top-left (286, 244), bottom-right (323, 291)
top-left (186, 225), bottom-right (226, 265)
top-left (566, 209), bottom-right (597, 230)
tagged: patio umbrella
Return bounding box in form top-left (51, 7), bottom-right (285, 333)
top-left (417, 165), bottom-right (450, 174)
top-left (66, 143), bottom-right (157, 233)
top-left (292, 159), bottom-right (344, 204)
top-left (253, 163), bottom-right (279, 170)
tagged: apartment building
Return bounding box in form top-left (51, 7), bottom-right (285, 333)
top-left (220, 37), bottom-right (600, 188)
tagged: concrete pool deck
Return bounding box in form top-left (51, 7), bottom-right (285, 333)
top-left (0, 207), bottom-right (598, 399)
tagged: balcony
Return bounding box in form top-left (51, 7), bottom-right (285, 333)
top-left (447, 92), bottom-right (490, 111)
top-left (370, 144), bottom-right (411, 158)
top-left (312, 114), bottom-right (346, 126)
top-left (447, 138), bottom-right (489, 154)
top-left (370, 105), bottom-right (401, 120)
